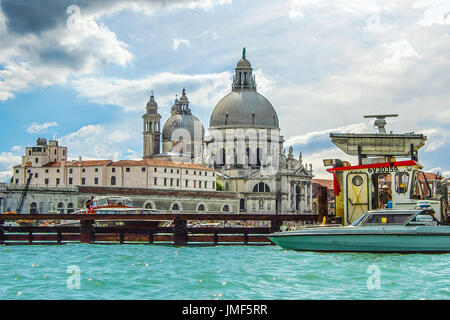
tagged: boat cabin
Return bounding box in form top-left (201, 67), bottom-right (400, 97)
top-left (352, 208), bottom-right (439, 227)
top-left (327, 160), bottom-right (447, 225)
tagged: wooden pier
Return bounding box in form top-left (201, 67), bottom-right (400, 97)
top-left (0, 213), bottom-right (318, 246)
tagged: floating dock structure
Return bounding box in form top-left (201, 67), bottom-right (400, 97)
top-left (0, 213), bottom-right (318, 246)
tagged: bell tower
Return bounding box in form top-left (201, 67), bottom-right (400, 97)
top-left (143, 92), bottom-right (161, 158)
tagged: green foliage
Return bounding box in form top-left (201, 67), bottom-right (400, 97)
top-left (216, 182), bottom-right (225, 191)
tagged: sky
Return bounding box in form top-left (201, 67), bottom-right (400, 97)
top-left (0, 0), bottom-right (449, 181)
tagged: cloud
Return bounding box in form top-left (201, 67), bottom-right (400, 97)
top-left (0, 0), bottom-right (231, 101)
top-left (72, 71), bottom-right (232, 112)
top-left (172, 38), bottom-right (192, 50)
top-left (0, 151), bottom-right (22, 182)
top-left (26, 121), bottom-right (58, 133)
top-left (285, 122), bottom-right (369, 147)
top-left (59, 124), bottom-right (133, 161)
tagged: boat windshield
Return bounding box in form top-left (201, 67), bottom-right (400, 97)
top-left (108, 198), bottom-right (132, 207)
top-left (362, 213), bottom-right (413, 225)
top-left (350, 213), bottom-right (367, 226)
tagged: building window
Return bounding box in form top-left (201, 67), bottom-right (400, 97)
top-left (45, 178), bottom-right (49, 185)
top-left (177, 169), bottom-right (179, 174)
top-left (171, 203), bottom-right (180, 211)
top-left (185, 180), bottom-right (188, 187)
top-left (164, 168), bottom-right (167, 173)
top-left (142, 167), bottom-right (146, 172)
top-left (164, 178), bottom-right (167, 186)
top-left (56, 169), bottom-right (60, 173)
top-left (69, 178), bottom-right (73, 185)
top-left (56, 178), bottom-right (60, 185)
top-left (45, 169), bottom-right (49, 173)
top-left (81, 178), bottom-right (85, 185)
top-left (69, 168), bottom-right (73, 174)
top-left (253, 182), bottom-right (270, 193)
top-left (35, 158), bottom-right (38, 163)
top-left (30, 202), bottom-right (38, 214)
top-left (15, 179), bottom-right (19, 184)
top-left (170, 178), bottom-right (173, 186)
top-left (171, 169), bottom-right (173, 173)
top-left (194, 181), bottom-right (197, 188)
top-left (95, 168), bottom-right (98, 172)
top-left (186, 170), bottom-right (188, 174)
top-left (154, 178), bottom-right (157, 185)
top-left (194, 171), bottom-right (197, 175)
top-left (145, 202), bottom-right (153, 209)
top-left (57, 202), bottom-right (64, 214)
top-left (111, 176), bottom-right (116, 185)
top-left (154, 168), bottom-right (157, 172)
top-left (199, 181), bottom-right (202, 188)
top-left (15, 169), bottom-right (19, 174)
top-left (126, 168), bottom-right (130, 172)
top-left (82, 168), bottom-right (85, 173)
top-left (177, 179), bottom-right (179, 187)
top-left (240, 199), bottom-right (245, 211)
top-left (112, 168), bottom-right (116, 173)
top-left (34, 173), bottom-right (38, 178)
top-left (198, 204), bottom-right (205, 211)
top-left (222, 205), bottom-right (230, 212)
top-left (94, 177), bottom-right (98, 185)
top-left (67, 203), bottom-right (74, 214)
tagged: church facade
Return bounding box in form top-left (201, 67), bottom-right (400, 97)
top-left (154, 49), bottom-right (314, 214)
top-left (4, 49), bottom-right (313, 215)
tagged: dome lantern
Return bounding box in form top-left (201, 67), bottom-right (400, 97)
top-left (209, 49), bottom-right (279, 129)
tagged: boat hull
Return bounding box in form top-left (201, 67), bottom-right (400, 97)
top-left (268, 232), bottom-right (450, 253)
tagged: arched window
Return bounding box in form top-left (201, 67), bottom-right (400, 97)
top-left (253, 182), bottom-right (270, 193)
top-left (111, 176), bottom-right (116, 186)
top-left (222, 204), bottom-right (230, 212)
top-left (57, 202), bottom-right (64, 214)
top-left (197, 204), bottom-right (205, 212)
top-left (30, 202), bottom-right (38, 214)
top-left (172, 203), bottom-right (180, 211)
top-left (67, 203), bottom-right (74, 214)
top-left (145, 202), bottom-right (153, 209)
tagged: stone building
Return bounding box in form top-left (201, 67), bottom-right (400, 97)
top-left (205, 49), bottom-right (314, 214)
top-left (4, 49), bottom-right (313, 215)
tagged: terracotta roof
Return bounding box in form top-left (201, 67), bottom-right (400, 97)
top-left (109, 158), bottom-right (214, 171)
top-left (65, 160), bottom-right (111, 167)
top-left (43, 160), bottom-right (111, 167)
top-left (312, 179), bottom-right (334, 189)
top-left (42, 161), bottom-right (64, 167)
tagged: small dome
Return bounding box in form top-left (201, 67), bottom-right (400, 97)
top-left (209, 91), bottom-right (279, 129)
top-left (146, 94), bottom-right (158, 113)
top-left (162, 113), bottom-right (204, 141)
top-left (236, 58), bottom-right (251, 69)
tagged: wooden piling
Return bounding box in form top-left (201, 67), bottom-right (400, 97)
top-left (173, 218), bottom-right (188, 246)
top-left (80, 220), bottom-right (95, 244)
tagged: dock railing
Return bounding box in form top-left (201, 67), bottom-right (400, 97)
top-left (0, 213), bottom-right (318, 246)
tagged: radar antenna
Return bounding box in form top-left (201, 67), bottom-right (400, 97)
top-left (364, 114), bottom-right (398, 134)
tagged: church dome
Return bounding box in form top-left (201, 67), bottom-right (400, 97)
top-left (209, 49), bottom-right (279, 129)
top-left (162, 113), bottom-right (204, 141)
top-left (210, 91), bottom-right (279, 129)
top-left (162, 88), bottom-right (204, 142)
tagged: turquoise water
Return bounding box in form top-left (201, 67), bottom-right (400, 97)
top-left (0, 244), bottom-right (449, 300)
